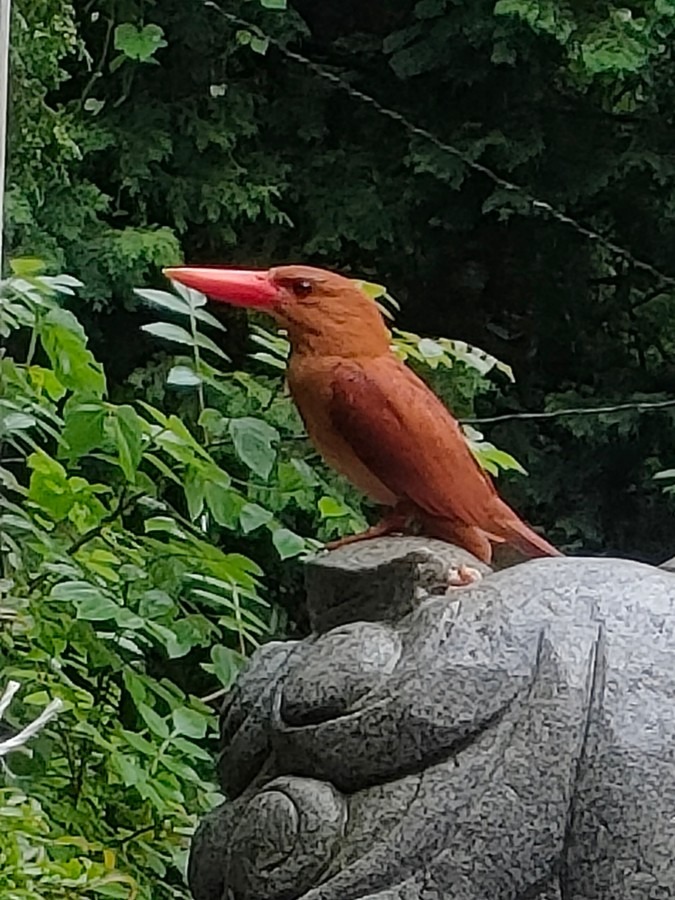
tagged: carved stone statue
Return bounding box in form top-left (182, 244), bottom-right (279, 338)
top-left (188, 537), bottom-right (675, 900)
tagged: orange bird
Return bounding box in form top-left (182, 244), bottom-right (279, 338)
top-left (164, 264), bottom-right (560, 566)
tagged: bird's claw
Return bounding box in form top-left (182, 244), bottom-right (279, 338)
top-left (446, 564), bottom-right (483, 590)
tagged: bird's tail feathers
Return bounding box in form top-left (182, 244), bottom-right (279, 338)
top-left (496, 514), bottom-right (562, 559)
top-left (419, 505), bottom-right (560, 562)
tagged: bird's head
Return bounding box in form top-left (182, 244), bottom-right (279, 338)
top-left (163, 263), bottom-right (391, 355)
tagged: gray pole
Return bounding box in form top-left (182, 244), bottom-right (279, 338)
top-left (0, 0), bottom-right (11, 274)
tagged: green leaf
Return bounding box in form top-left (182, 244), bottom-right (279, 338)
top-left (259, 0), bottom-right (287, 7)
top-left (171, 707), bottom-right (209, 739)
top-left (123, 670), bottom-right (147, 706)
top-left (141, 321), bottom-right (196, 348)
top-left (49, 274), bottom-right (82, 288)
top-left (112, 752), bottom-right (143, 787)
top-left (484, 447), bottom-right (527, 474)
top-left (22, 691), bottom-right (50, 706)
top-left (10, 257), bottom-right (44, 276)
top-left (580, 26), bottom-right (648, 75)
top-left (250, 325), bottom-right (289, 359)
top-left (198, 407), bottom-right (229, 438)
top-left (465, 426), bottom-right (527, 477)
top-left (251, 351), bottom-right (286, 370)
top-left (194, 331), bottom-right (229, 360)
top-left (121, 730), bottom-right (156, 755)
top-left (145, 451), bottom-right (183, 486)
top-left (272, 527), bottom-right (306, 559)
top-left (134, 288), bottom-right (191, 315)
top-left (184, 469), bottom-right (206, 520)
top-left (250, 35), bottom-right (269, 54)
top-left (114, 23), bottom-right (167, 63)
top-left (139, 589), bottom-right (175, 619)
top-left (27, 365), bottom-right (66, 401)
top-left (135, 288), bottom-right (225, 331)
top-left (138, 702), bottom-right (170, 739)
top-left (40, 308), bottom-right (106, 396)
top-left (144, 516), bottom-right (188, 538)
top-left (172, 736), bottom-right (214, 761)
top-left (61, 401), bottom-right (106, 461)
top-left (355, 279), bottom-right (387, 299)
top-left (173, 281), bottom-right (207, 308)
top-left (167, 365), bottom-right (202, 387)
top-left (146, 621), bottom-right (194, 659)
top-left (77, 595), bottom-right (122, 623)
top-left (142, 321), bottom-right (228, 360)
top-left (205, 481), bottom-right (244, 528)
top-left (50, 581), bottom-right (120, 621)
top-left (109, 405), bottom-right (144, 480)
top-left (160, 755), bottom-right (204, 784)
top-left (91, 882), bottom-right (137, 898)
top-left (418, 338), bottom-right (444, 360)
top-left (229, 417), bottom-right (279, 479)
top-left (318, 496), bottom-right (351, 518)
top-left (239, 502), bottom-right (273, 533)
top-left (27, 450), bottom-right (72, 520)
top-left (40, 274), bottom-right (83, 295)
top-left (1, 410), bottom-right (36, 433)
top-left (83, 97), bottom-right (105, 115)
top-left (209, 645), bottom-right (245, 690)
top-left (291, 459), bottom-right (319, 487)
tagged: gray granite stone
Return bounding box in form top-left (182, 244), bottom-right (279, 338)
top-left (188, 536), bottom-right (675, 900)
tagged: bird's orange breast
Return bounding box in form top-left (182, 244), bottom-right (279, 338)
top-left (287, 354), bottom-right (397, 507)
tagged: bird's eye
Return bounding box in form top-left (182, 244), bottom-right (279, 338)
top-left (292, 279), bottom-right (313, 299)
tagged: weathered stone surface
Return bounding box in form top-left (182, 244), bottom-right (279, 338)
top-left (304, 536), bottom-right (491, 632)
top-left (188, 536), bottom-right (675, 900)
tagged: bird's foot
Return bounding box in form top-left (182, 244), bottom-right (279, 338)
top-left (325, 506), bottom-right (412, 551)
top-left (446, 564), bottom-right (483, 590)
top-left (325, 522), bottom-right (402, 551)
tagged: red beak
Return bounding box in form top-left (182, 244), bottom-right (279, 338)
top-left (163, 267), bottom-right (279, 309)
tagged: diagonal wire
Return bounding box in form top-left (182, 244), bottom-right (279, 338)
top-left (205, 1), bottom-right (675, 291)
top-left (461, 397), bottom-right (675, 425)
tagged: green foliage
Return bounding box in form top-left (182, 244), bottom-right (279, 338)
top-left (494, 0), bottom-right (675, 80)
top-left (0, 786), bottom-right (140, 898)
top-left (6, 0), bottom-right (301, 303)
top-left (1, 261), bottom-right (514, 895)
top-left (0, 268), bottom-right (282, 897)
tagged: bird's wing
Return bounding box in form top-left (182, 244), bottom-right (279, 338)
top-left (328, 355), bottom-right (499, 527)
